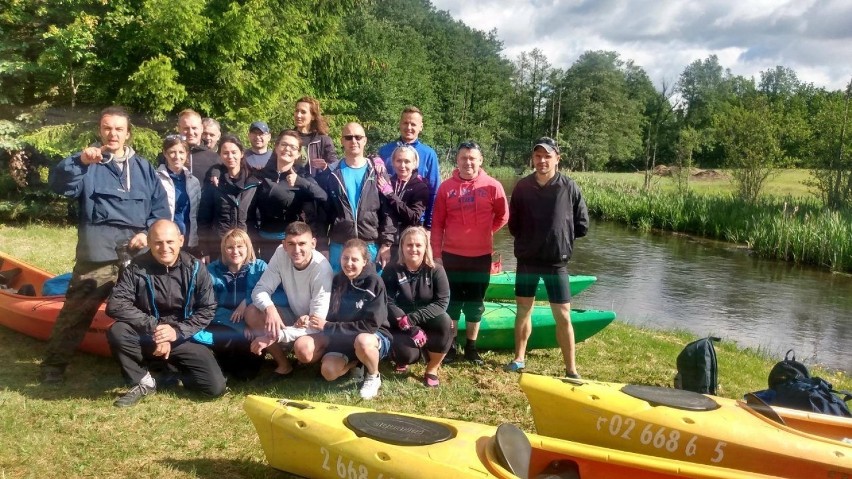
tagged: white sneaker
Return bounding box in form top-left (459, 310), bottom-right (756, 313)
top-left (359, 373), bottom-right (381, 400)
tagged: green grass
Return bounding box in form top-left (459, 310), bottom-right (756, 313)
top-left (1, 225), bottom-right (849, 478)
top-left (584, 169), bottom-right (816, 198)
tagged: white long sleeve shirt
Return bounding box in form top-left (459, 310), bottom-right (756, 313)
top-left (252, 245), bottom-right (333, 318)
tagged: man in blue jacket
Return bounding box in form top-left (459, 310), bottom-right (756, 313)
top-left (40, 106), bottom-right (170, 385)
top-left (106, 220), bottom-right (225, 407)
top-left (377, 106), bottom-right (440, 228)
top-left (505, 137), bottom-right (589, 378)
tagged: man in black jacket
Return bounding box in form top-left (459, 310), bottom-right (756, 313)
top-left (323, 123), bottom-right (395, 271)
top-left (106, 220), bottom-right (225, 407)
top-left (158, 109), bottom-right (220, 184)
top-left (505, 137), bottom-right (589, 378)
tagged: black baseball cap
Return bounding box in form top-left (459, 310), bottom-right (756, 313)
top-left (533, 137), bottom-right (560, 154)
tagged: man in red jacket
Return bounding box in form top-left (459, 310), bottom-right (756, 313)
top-left (505, 137), bottom-right (588, 378)
top-left (430, 141), bottom-right (508, 364)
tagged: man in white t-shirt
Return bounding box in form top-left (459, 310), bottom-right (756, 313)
top-left (245, 221), bottom-right (333, 377)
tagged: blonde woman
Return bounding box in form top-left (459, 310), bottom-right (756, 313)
top-left (381, 226), bottom-right (451, 387)
top-left (376, 145), bottom-right (429, 264)
top-left (193, 229), bottom-right (268, 380)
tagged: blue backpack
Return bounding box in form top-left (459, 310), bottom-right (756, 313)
top-left (760, 350), bottom-right (851, 417)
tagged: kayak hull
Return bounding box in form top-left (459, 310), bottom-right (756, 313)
top-left (519, 373), bottom-right (852, 478)
top-left (0, 252), bottom-right (113, 357)
top-left (458, 303), bottom-right (616, 350)
top-left (243, 395), bottom-right (777, 479)
top-left (485, 272), bottom-right (597, 302)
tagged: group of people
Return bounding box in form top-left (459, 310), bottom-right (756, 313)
top-left (37, 100), bottom-right (589, 407)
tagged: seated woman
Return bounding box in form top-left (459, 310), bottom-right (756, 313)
top-left (382, 226), bottom-right (452, 387)
top-left (254, 129), bottom-right (328, 262)
top-left (193, 229), bottom-right (267, 380)
top-left (156, 135), bottom-right (202, 256)
top-left (293, 238), bottom-right (391, 400)
top-left (376, 145), bottom-right (429, 264)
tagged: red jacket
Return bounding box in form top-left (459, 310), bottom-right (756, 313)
top-left (430, 169), bottom-right (508, 259)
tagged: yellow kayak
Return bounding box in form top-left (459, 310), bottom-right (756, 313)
top-left (519, 373), bottom-right (852, 478)
top-left (244, 395), bottom-right (778, 479)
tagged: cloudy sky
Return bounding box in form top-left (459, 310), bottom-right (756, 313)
top-left (430, 0), bottom-right (851, 91)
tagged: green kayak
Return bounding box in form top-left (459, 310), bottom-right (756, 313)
top-left (457, 302), bottom-right (616, 350)
top-left (484, 272), bottom-right (597, 302)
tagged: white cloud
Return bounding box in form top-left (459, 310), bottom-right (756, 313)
top-left (430, 0), bottom-right (851, 90)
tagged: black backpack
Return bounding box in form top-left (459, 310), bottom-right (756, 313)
top-left (674, 336), bottom-right (720, 395)
top-left (767, 349), bottom-right (810, 389)
top-left (766, 350), bottom-right (852, 417)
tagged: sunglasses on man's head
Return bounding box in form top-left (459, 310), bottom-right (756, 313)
top-left (457, 141), bottom-right (481, 151)
top-left (343, 135), bottom-right (365, 141)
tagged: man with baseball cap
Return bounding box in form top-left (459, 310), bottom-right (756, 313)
top-left (245, 121), bottom-right (273, 172)
top-left (504, 136), bottom-right (589, 378)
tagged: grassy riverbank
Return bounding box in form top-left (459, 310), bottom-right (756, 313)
top-left (574, 171), bottom-right (852, 272)
top-left (1, 224), bottom-right (849, 478)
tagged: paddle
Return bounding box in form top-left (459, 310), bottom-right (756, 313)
top-left (744, 392), bottom-right (786, 425)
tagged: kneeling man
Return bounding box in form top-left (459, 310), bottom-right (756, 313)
top-left (106, 219), bottom-right (225, 407)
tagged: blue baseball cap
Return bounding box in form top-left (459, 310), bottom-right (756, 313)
top-left (249, 121), bottom-right (270, 134)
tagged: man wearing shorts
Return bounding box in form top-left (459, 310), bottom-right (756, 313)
top-left (245, 221), bottom-right (333, 378)
top-left (505, 137), bottom-right (589, 377)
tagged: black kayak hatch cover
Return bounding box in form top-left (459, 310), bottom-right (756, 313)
top-left (345, 412), bottom-right (455, 446)
top-left (621, 384), bottom-right (720, 411)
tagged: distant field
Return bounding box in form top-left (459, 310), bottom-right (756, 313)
top-left (579, 169), bottom-right (816, 199)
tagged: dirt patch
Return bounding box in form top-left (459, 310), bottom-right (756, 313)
top-left (692, 169), bottom-right (729, 180)
top-left (653, 165), bottom-right (672, 176)
top-left (652, 165), bottom-right (704, 177)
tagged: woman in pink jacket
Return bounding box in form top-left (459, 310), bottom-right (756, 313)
top-left (430, 141), bottom-right (508, 364)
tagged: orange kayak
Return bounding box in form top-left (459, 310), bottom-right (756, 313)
top-left (0, 251), bottom-right (113, 356)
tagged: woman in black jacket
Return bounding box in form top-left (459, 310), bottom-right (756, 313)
top-left (254, 129), bottom-right (328, 261)
top-left (382, 226), bottom-right (451, 387)
top-left (297, 238), bottom-right (391, 400)
top-left (197, 135), bottom-right (260, 261)
top-left (376, 145), bottom-right (429, 264)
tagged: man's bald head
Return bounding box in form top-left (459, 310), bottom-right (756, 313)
top-left (148, 220), bottom-right (184, 266)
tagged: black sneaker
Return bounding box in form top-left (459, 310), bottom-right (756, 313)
top-left (442, 345), bottom-right (457, 364)
top-left (114, 384), bottom-right (156, 408)
top-left (464, 347), bottom-right (483, 366)
top-left (40, 367), bottom-right (65, 385)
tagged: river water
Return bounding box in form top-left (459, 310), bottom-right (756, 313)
top-left (491, 191), bottom-right (851, 374)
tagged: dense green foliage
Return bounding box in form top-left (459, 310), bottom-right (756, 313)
top-left (1, 0), bottom-right (851, 221)
top-left (577, 175), bottom-right (852, 272)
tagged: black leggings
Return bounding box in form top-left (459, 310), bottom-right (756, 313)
top-left (391, 312), bottom-right (453, 365)
top-left (205, 323), bottom-right (264, 381)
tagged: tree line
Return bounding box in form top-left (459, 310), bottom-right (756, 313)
top-left (1, 0), bottom-right (851, 211)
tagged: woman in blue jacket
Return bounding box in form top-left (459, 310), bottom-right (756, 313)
top-left (193, 229), bottom-right (268, 380)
